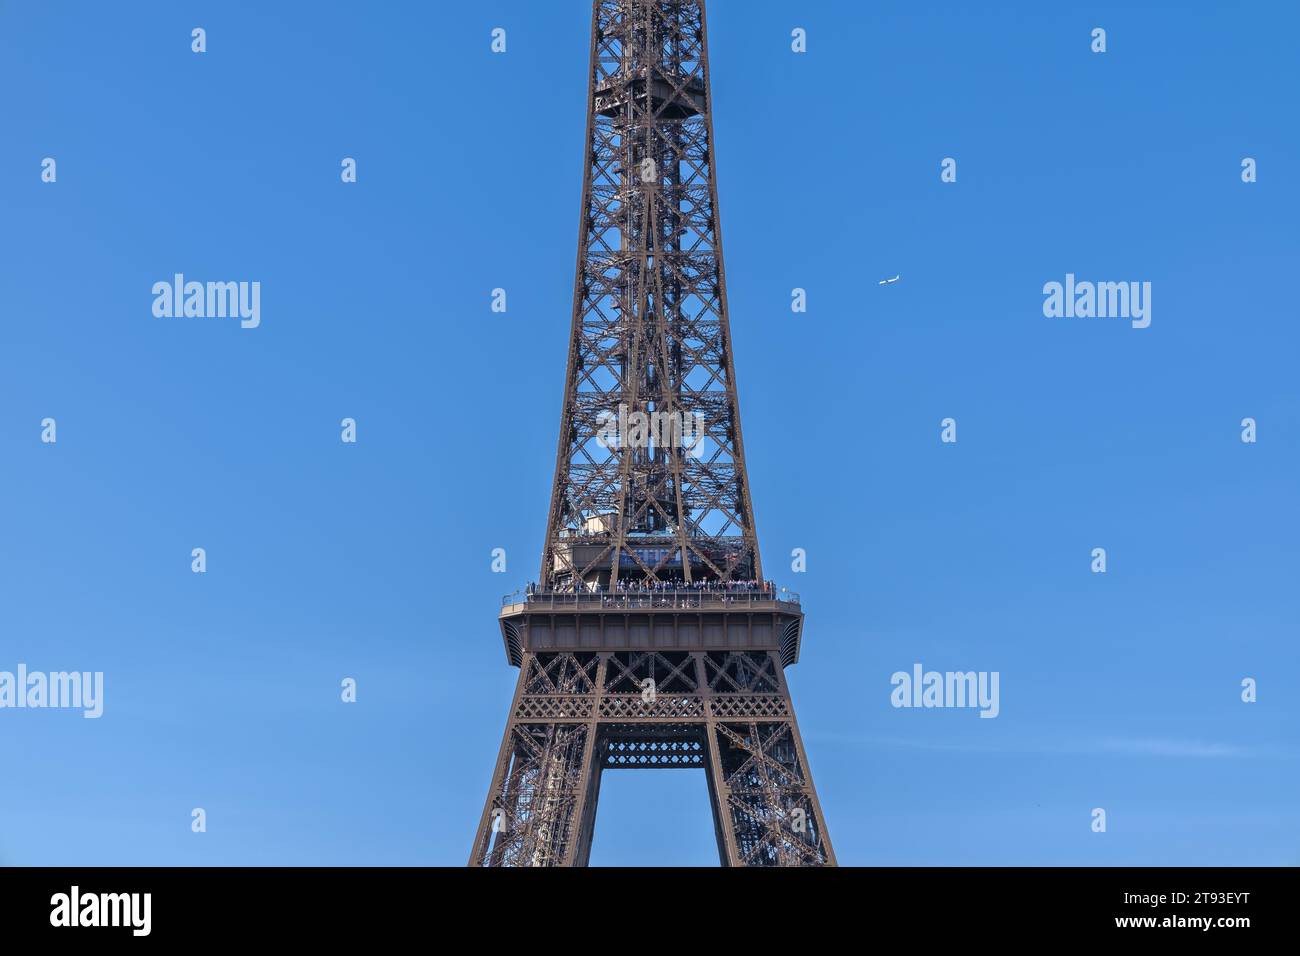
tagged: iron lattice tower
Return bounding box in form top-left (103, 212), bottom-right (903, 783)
top-left (471, 0), bottom-right (835, 867)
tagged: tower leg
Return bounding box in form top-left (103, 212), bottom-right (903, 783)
top-left (706, 719), bottom-right (835, 866)
top-left (470, 652), bottom-right (602, 867)
top-left (702, 651), bottom-right (836, 866)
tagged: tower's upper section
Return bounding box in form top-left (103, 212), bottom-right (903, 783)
top-left (540, 0), bottom-right (761, 593)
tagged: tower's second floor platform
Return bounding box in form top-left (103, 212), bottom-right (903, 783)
top-left (497, 586), bottom-right (804, 669)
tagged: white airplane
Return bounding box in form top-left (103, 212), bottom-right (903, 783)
top-left (878, 274), bottom-right (901, 285)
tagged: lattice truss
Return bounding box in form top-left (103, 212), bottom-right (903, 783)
top-left (715, 722), bottom-right (830, 867)
top-left (472, 652), bottom-right (833, 867)
top-left (476, 722), bottom-right (590, 868)
top-left (541, 0), bottom-right (762, 589)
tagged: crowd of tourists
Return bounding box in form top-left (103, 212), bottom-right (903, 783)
top-left (613, 577), bottom-right (774, 593)
top-left (534, 578), bottom-right (776, 595)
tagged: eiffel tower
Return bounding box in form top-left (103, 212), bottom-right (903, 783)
top-left (470, 0), bottom-right (835, 867)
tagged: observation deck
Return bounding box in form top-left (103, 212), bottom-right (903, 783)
top-left (497, 586), bottom-right (805, 669)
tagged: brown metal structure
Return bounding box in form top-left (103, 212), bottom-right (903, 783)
top-left (470, 0), bottom-right (834, 867)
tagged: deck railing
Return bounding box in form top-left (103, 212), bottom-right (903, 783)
top-left (501, 587), bottom-right (801, 610)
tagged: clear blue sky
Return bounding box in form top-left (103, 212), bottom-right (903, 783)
top-left (1, 1), bottom-right (1296, 866)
